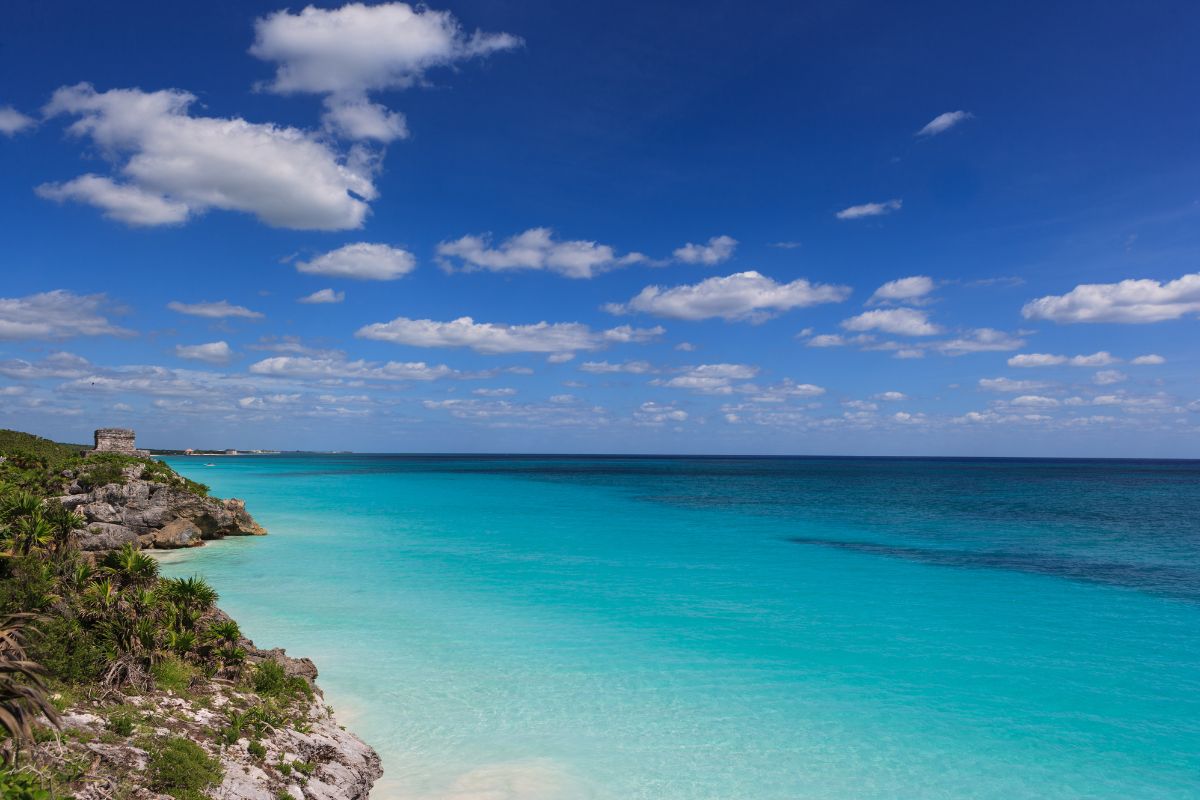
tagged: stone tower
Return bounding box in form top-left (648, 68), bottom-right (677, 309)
top-left (92, 428), bottom-right (150, 457)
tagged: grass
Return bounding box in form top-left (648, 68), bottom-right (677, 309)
top-left (151, 655), bottom-right (201, 695)
top-left (147, 737), bottom-right (223, 800)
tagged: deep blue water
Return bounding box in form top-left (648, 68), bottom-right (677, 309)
top-left (159, 455), bottom-right (1200, 799)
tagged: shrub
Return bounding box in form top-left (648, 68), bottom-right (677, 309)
top-left (253, 660), bottom-right (312, 701)
top-left (151, 655), bottom-right (199, 695)
top-left (107, 710), bottom-right (135, 736)
top-left (148, 737), bottom-right (222, 800)
top-left (248, 739), bottom-right (267, 760)
top-left (0, 769), bottom-right (51, 800)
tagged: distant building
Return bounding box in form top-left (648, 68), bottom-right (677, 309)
top-left (90, 428), bottom-right (150, 457)
top-left (184, 448), bottom-right (195, 455)
top-left (224, 449), bottom-right (239, 455)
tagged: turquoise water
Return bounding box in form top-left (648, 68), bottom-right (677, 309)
top-left (158, 456), bottom-right (1200, 800)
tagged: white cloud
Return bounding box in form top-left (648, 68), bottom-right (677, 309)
top-left (472, 387), bottom-right (516, 397)
top-left (1131, 354), bottom-right (1165, 365)
top-left (750, 379), bottom-right (825, 402)
top-left (41, 83), bottom-right (376, 230)
top-left (0, 352), bottom-right (93, 380)
top-left (916, 110), bottom-right (973, 137)
top-left (249, 355), bottom-right (459, 381)
top-left (635, 401), bottom-right (688, 425)
top-left (841, 308), bottom-right (940, 336)
top-left (356, 316), bottom-right (663, 354)
top-left (655, 363), bottom-right (759, 395)
top-left (1022, 273), bottom-right (1200, 323)
top-left (875, 391), bottom-right (907, 401)
top-left (167, 300), bottom-right (263, 319)
top-left (297, 243), bottom-right (416, 280)
top-left (673, 235), bottom-right (737, 265)
top-left (0, 290), bottom-right (131, 340)
top-left (934, 328), bottom-right (1024, 355)
top-left (894, 348), bottom-right (924, 359)
top-left (868, 276), bottom-right (934, 305)
top-left (321, 97), bottom-right (408, 142)
top-left (580, 360), bottom-right (655, 374)
top-left (1007, 353), bottom-right (1067, 367)
top-left (174, 341), bottom-right (233, 364)
top-left (806, 334), bottom-right (848, 347)
top-left (1094, 369), bottom-right (1127, 385)
top-left (607, 271), bottom-right (849, 321)
top-left (298, 288), bottom-right (345, 304)
top-left (250, 3), bottom-right (521, 96)
top-left (1007, 351), bottom-right (1119, 367)
top-left (36, 174), bottom-right (191, 226)
top-left (437, 228), bottom-right (644, 279)
top-left (546, 352), bottom-right (575, 364)
top-left (979, 377), bottom-right (1049, 393)
top-left (0, 106), bottom-right (36, 135)
top-left (1009, 395), bottom-right (1059, 408)
top-left (836, 199), bottom-right (901, 220)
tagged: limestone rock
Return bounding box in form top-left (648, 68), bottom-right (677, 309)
top-left (77, 523), bottom-right (139, 551)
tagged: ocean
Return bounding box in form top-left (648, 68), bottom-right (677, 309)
top-left (157, 455), bottom-right (1200, 799)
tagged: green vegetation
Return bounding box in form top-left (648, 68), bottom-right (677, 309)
top-left (0, 430), bottom-right (308, 797)
top-left (0, 767), bottom-right (52, 799)
top-left (148, 737), bottom-right (223, 800)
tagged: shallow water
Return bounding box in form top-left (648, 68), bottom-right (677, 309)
top-left (158, 455), bottom-right (1200, 799)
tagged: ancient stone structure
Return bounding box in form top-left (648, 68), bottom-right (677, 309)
top-left (90, 427), bottom-right (150, 457)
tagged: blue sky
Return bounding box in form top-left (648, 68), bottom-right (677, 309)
top-left (1, 0), bottom-right (1198, 455)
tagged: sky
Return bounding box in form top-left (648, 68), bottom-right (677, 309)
top-left (1, 0), bottom-right (1199, 456)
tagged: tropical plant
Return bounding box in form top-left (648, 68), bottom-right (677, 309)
top-left (42, 503), bottom-right (84, 554)
top-left (101, 543), bottom-right (160, 588)
top-left (0, 614), bottom-right (59, 764)
top-left (161, 576), bottom-right (218, 628)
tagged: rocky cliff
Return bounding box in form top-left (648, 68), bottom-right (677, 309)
top-left (57, 461), bottom-right (267, 551)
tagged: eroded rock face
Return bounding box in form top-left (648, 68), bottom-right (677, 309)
top-left (59, 468), bottom-right (267, 552)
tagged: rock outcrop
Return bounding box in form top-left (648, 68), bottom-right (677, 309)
top-left (46, 664), bottom-right (382, 800)
top-left (58, 462), bottom-right (267, 551)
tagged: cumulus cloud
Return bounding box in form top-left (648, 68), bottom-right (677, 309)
top-left (0, 290), bottom-right (131, 340)
top-left (1094, 369), bottom-right (1127, 385)
top-left (836, 199), bottom-right (901, 220)
top-left (249, 355), bottom-right (460, 381)
top-left (875, 391), bottom-right (907, 401)
top-left (673, 235), bottom-right (737, 265)
top-left (167, 300), bottom-right (263, 319)
top-left (635, 401), bottom-right (688, 425)
top-left (250, 3), bottom-right (521, 95)
top-left (841, 308), bottom-right (940, 336)
top-left (979, 377), bottom-right (1048, 393)
top-left (36, 175), bottom-right (190, 226)
top-left (437, 228), bottom-right (644, 279)
top-left (654, 363), bottom-right (759, 395)
top-left (0, 352), bottom-right (93, 380)
top-left (320, 97), bottom-right (408, 143)
top-left (298, 288), bottom-right (345, 304)
top-left (472, 387), bottom-right (516, 397)
top-left (356, 316), bottom-right (663, 354)
top-left (297, 243), bottom-right (416, 280)
top-left (174, 341), bottom-right (233, 364)
top-left (1007, 351), bottom-right (1119, 367)
top-left (868, 276), bottom-right (935, 305)
top-left (933, 328), bottom-right (1024, 355)
top-left (1022, 273), bottom-right (1200, 323)
top-left (607, 271), bottom-right (849, 322)
top-left (1009, 395), bottom-right (1059, 408)
top-left (916, 110), bottom-right (973, 137)
top-left (0, 106), bottom-right (36, 135)
top-left (1131, 354), bottom-right (1165, 365)
top-left (40, 83), bottom-right (376, 229)
top-left (579, 360), bottom-right (655, 374)
top-left (251, 3), bottom-right (520, 146)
